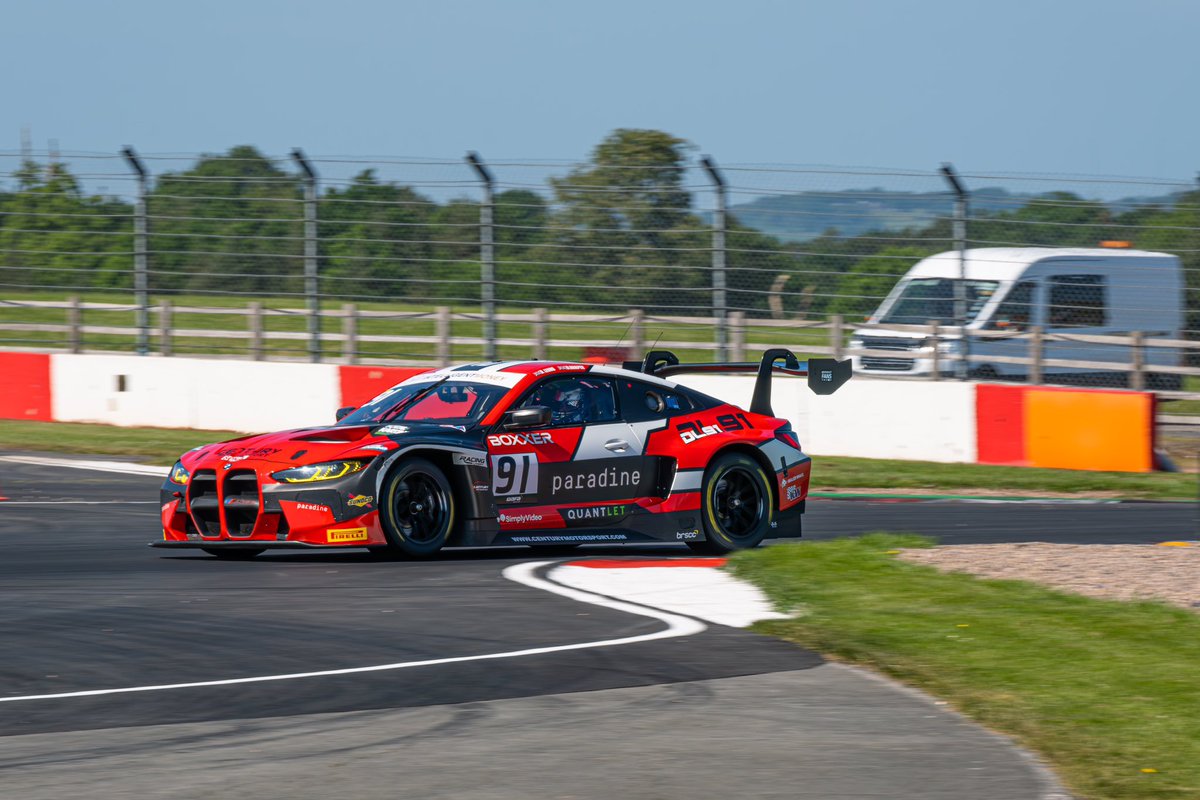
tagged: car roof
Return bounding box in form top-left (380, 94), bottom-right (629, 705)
top-left (395, 360), bottom-right (682, 392)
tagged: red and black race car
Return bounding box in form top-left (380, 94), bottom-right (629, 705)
top-left (153, 349), bottom-right (850, 558)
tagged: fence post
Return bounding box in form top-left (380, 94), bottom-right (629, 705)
top-left (730, 311), bottom-right (745, 362)
top-left (1130, 330), bottom-right (1145, 391)
top-left (249, 302), bottom-right (264, 361)
top-left (159, 299), bottom-right (172, 357)
top-left (121, 147), bottom-right (150, 356)
top-left (533, 307), bottom-right (547, 360)
top-left (630, 309), bottom-right (645, 357)
top-left (68, 295), bottom-right (82, 354)
top-left (831, 314), bottom-right (845, 361)
top-left (290, 149), bottom-right (320, 363)
top-left (436, 306), bottom-right (451, 367)
top-left (342, 303), bottom-right (357, 364)
top-left (701, 156), bottom-right (729, 361)
top-left (940, 164), bottom-right (970, 379)
top-left (1029, 325), bottom-right (1043, 384)
top-left (928, 320), bottom-right (940, 380)
top-left (465, 153), bottom-right (497, 361)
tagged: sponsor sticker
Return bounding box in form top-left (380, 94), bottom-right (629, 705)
top-left (220, 454), bottom-right (250, 463)
top-left (676, 529), bottom-right (701, 541)
top-left (509, 533), bottom-right (628, 543)
top-left (472, 482), bottom-right (490, 493)
top-left (487, 432), bottom-right (553, 447)
top-left (452, 452), bottom-right (487, 467)
top-left (375, 425), bottom-right (409, 436)
top-left (217, 446), bottom-right (280, 458)
top-left (499, 511), bottom-right (544, 524)
top-left (327, 527), bottom-right (369, 543)
top-left (359, 443), bottom-right (391, 452)
top-left (563, 504), bottom-right (626, 521)
top-left (552, 467), bottom-right (640, 496)
top-left (347, 494), bottom-right (373, 508)
top-left (296, 502), bottom-right (328, 512)
top-left (786, 484), bottom-right (801, 501)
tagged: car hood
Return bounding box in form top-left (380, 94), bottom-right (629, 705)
top-left (180, 422), bottom-right (482, 471)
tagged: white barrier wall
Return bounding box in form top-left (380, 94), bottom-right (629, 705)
top-left (51, 355), bottom-right (340, 432)
top-left (676, 374), bottom-right (977, 464)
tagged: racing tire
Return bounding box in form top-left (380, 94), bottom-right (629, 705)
top-left (202, 548), bottom-right (265, 560)
top-left (690, 451), bottom-right (773, 555)
top-left (379, 457), bottom-right (455, 558)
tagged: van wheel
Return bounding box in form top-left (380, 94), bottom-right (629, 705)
top-left (972, 365), bottom-right (998, 382)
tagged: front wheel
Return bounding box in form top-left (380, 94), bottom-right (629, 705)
top-left (379, 457), bottom-right (455, 558)
top-left (690, 451), bottom-right (773, 555)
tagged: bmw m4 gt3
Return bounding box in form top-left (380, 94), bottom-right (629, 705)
top-left (153, 349), bottom-right (850, 559)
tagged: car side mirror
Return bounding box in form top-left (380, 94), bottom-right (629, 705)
top-left (502, 406), bottom-right (550, 430)
top-left (335, 406), bottom-right (356, 422)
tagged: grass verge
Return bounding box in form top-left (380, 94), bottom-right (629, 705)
top-left (0, 420), bottom-right (241, 465)
top-left (814, 455), bottom-right (1197, 500)
top-left (729, 534), bottom-right (1200, 800)
top-left (0, 419), bottom-right (1195, 499)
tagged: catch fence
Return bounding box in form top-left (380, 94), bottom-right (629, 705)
top-left (2, 142), bottom-right (1199, 395)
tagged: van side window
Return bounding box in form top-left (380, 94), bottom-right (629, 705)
top-left (1048, 275), bottom-right (1107, 327)
top-left (991, 281), bottom-right (1036, 330)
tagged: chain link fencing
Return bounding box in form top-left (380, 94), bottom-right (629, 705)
top-left (1, 145), bottom-right (1198, 398)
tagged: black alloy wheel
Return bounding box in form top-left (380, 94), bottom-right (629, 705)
top-left (380, 457), bottom-right (455, 557)
top-left (690, 451), bottom-right (773, 554)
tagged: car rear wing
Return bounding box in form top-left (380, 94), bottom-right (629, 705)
top-left (625, 349), bottom-right (852, 417)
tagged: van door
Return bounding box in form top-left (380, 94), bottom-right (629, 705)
top-left (980, 280), bottom-right (1038, 378)
top-left (1044, 273), bottom-right (1115, 382)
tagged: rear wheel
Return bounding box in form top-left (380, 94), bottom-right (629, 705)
top-left (689, 451), bottom-right (773, 555)
top-left (202, 548), bottom-right (265, 560)
top-left (379, 457), bottom-right (455, 558)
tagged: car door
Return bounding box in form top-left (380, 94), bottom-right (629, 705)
top-left (489, 374), bottom-right (655, 530)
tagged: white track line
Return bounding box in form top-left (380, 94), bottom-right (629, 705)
top-left (0, 455), bottom-right (168, 477)
top-left (0, 560), bottom-right (706, 704)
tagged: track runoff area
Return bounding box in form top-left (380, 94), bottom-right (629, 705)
top-left (1, 454), bottom-right (1188, 797)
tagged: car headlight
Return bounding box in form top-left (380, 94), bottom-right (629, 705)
top-left (272, 459), bottom-right (369, 484)
top-left (936, 339), bottom-right (963, 354)
top-left (168, 461), bottom-right (190, 485)
top-left (848, 337), bottom-right (864, 350)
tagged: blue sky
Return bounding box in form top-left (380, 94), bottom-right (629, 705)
top-left (3, 0), bottom-right (1197, 179)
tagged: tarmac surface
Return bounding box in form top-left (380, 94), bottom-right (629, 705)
top-left (3, 454), bottom-right (1180, 797)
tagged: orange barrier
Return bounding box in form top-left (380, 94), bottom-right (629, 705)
top-left (976, 384), bottom-right (1155, 472)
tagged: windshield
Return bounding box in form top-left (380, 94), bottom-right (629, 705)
top-left (879, 278), bottom-right (999, 325)
top-left (338, 380), bottom-right (509, 427)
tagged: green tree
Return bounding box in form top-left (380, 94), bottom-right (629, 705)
top-left (148, 146), bottom-right (302, 296)
top-left (0, 160), bottom-right (131, 291)
top-left (828, 246), bottom-right (936, 320)
top-left (319, 170), bottom-right (438, 301)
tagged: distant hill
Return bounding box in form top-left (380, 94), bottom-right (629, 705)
top-left (725, 187), bottom-right (1183, 242)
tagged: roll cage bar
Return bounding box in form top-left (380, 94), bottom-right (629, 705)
top-left (623, 348), bottom-right (852, 417)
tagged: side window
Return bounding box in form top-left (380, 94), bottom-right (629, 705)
top-left (990, 281), bottom-right (1036, 330)
top-left (617, 380), bottom-right (692, 423)
top-left (1049, 275), bottom-right (1107, 327)
top-left (519, 376), bottom-right (619, 427)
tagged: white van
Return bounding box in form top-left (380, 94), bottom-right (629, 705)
top-left (849, 247), bottom-right (1183, 387)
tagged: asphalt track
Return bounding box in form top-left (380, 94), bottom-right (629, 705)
top-left (4, 457), bottom-right (1187, 798)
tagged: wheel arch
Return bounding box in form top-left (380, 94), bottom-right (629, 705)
top-left (374, 445), bottom-right (480, 541)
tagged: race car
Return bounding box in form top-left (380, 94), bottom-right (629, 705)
top-left (153, 349), bottom-right (850, 559)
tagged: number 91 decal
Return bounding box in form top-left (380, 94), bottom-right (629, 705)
top-left (677, 413), bottom-right (753, 444)
top-left (491, 453), bottom-right (538, 496)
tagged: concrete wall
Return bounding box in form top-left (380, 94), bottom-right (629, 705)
top-left (0, 352), bottom-right (1156, 471)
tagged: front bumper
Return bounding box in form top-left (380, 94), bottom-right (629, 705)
top-left (158, 462), bottom-right (388, 549)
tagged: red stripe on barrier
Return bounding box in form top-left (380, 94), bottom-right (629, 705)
top-left (975, 384), bottom-right (1026, 465)
top-left (565, 558), bottom-right (728, 569)
top-left (337, 366), bottom-right (428, 410)
top-left (0, 352), bottom-right (53, 421)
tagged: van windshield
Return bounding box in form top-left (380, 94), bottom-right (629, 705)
top-left (879, 278), bottom-right (999, 325)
